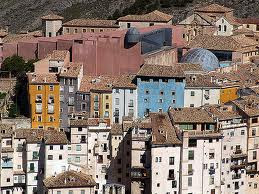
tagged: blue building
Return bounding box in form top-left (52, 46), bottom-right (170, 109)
top-left (136, 64), bottom-right (185, 118)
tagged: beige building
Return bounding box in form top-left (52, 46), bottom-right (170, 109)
top-left (62, 19), bottom-right (119, 34)
top-left (41, 13), bottom-right (64, 37)
top-left (117, 10), bottom-right (173, 29)
top-left (43, 170), bottom-right (96, 194)
top-left (236, 18), bottom-right (259, 33)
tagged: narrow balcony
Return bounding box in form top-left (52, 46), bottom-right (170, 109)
top-left (231, 149), bottom-right (247, 159)
top-left (230, 163), bottom-right (246, 170)
top-left (131, 167), bottom-right (149, 179)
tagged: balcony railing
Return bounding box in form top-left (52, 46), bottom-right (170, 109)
top-left (232, 174), bottom-right (241, 180)
top-left (209, 168), bottom-right (215, 175)
top-left (230, 163), bottom-right (246, 170)
top-left (131, 167), bottom-right (149, 179)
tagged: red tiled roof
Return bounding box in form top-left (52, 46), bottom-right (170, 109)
top-left (118, 10), bottom-right (173, 22)
top-left (236, 18), bottom-right (259, 25)
top-left (195, 3), bottom-right (233, 13)
top-left (63, 19), bottom-right (119, 28)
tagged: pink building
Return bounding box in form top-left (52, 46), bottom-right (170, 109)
top-left (2, 25), bottom-right (186, 75)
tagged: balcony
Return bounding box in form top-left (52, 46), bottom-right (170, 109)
top-left (2, 161), bottom-right (13, 168)
top-left (230, 163), bottom-right (246, 170)
top-left (113, 111), bottom-right (119, 117)
top-left (231, 149), bottom-right (247, 159)
top-left (232, 174), bottom-right (241, 180)
top-left (128, 102), bottom-right (134, 107)
top-left (188, 169), bottom-right (194, 175)
top-left (48, 104), bottom-right (54, 114)
top-left (131, 167), bottom-right (149, 179)
top-left (209, 168), bottom-right (215, 175)
top-left (132, 133), bottom-right (151, 141)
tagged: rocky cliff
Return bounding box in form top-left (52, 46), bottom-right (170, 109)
top-left (0, 0), bottom-right (258, 33)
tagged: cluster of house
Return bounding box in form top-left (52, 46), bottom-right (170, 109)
top-left (0, 2), bottom-right (258, 194)
top-left (0, 92), bottom-right (258, 194)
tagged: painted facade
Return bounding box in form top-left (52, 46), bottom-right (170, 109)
top-left (137, 77), bottom-right (185, 118)
top-left (220, 86), bottom-right (239, 103)
top-left (28, 80), bottom-right (60, 130)
top-left (90, 92), bottom-right (112, 120)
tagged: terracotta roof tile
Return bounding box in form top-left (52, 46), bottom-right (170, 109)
top-left (49, 50), bottom-right (69, 61)
top-left (169, 107), bottom-right (215, 123)
top-left (150, 113), bottom-right (182, 145)
top-left (204, 104), bottom-right (241, 120)
top-left (43, 170), bottom-right (96, 189)
top-left (233, 95), bottom-right (259, 117)
top-left (3, 31), bottom-right (43, 43)
top-left (236, 18), bottom-right (259, 25)
top-left (137, 64), bottom-right (184, 78)
top-left (27, 73), bottom-right (59, 84)
top-left (118, 10), bottom-right (173, 22)
top-left (187, 35), bottom-right (241, 51)
top-left (63, 19), bottom-right (118, 28)
top-left (79, 76), bottom-right (117, 92)
top-left (15, 128), bottom-right (69, 144)
top-left (41, 14), bottom-right (64, 20)
top-left (111, 124), bottom-right (123, 135)
top-left (59, 62), bottom-right (83, 78)
top-left (195, 3), bottom-right (233, 13)
top-left (186, 74), bottom-right (219, 88)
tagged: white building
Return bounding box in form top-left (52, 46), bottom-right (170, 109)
top-left (112, 75), bottom-right (137, 123)
top-left (214, 16), bottom-right (241, 36)
top-left (150, 113), bottom-right (182, 194)
top-left (184, 75), bottom-right (221, 107)
top-left (41, 13), bottom-right (63, 37)
top-left (117, 10), bottom-right (172, 29)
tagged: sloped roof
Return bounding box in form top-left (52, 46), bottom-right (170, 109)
top-left (59, 62), bottom-right (83, 78)
top-left (150, 113), bottom-right (182, 145)
top-left (169, 107), bottom-right (215, 123)
top-left (187, 35), bottom-right (241, 51)
top-left (232, 95), bottom-right (259, 117)
top-left (118, 10), bottom-right (173, 22)
top-left (195, 3), bottom-right (233, 13)
top-left (27, 73), bottom-right (59, 84)
top-left (48, 50), bottom-right (69, 61)
top-left (137, 64), bottom-right (184, 78)
top-left (41, 14), bottom-right (64, 20)
top-left (185, 74), bottom-right (219, 88)
top-left (63, 19), bottom-right (119, 28)
top-left (43, 170), bottom-right (96, 189)
top-left (236, 18), bottom-right (259, 25)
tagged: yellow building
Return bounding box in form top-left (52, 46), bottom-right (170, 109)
top-left (79, 76), bottom-right (114, 121)
top-left (28, 73), bottom-right (60, 130)
top-left (220, 85), bottom-right (239, 103)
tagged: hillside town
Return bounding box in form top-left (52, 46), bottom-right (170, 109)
top-left (0, 3), bottom-right (258, 194)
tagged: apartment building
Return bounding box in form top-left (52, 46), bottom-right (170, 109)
top-left (59, 62), bottom-right (84, 131)
top-left (27, 73), bottom-right (60, 130)
top-left (112, 75), bottom-right (137, 123)
top-left (184, 74), bottom-right (220, 107)
top-left (169, 107), bottom-right (222, 194)
top-left (206, 104), bottom-right (248, 193)
top-left (136, 64), bottom-right (185, 118)
top-left (69, 118), bottom-right (112, 194)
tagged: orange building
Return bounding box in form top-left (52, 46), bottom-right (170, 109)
top-left (28, 73), bottom-right (60, 130)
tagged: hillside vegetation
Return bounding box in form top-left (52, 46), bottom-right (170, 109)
top-left (0, 0), bottom-right (258, 33)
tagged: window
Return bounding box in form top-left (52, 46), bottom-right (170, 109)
top-left (127, 23), bottom-right (131, 28)
top-left (59, 155), bottom-right (62, 160)
top-left (60, 95), bottom-right (64, 102)
top-left (75, 157), bottom-right (80, 163)
top-left (50, 145), bottom-right (53, 150)
top-left (129, 99), bottom-right (134, 107)
top-left (81, 190), bottom-right (85, 194)
top-left (191, 91), bottom-right (195, 96)
top-left (49, 85), bottom-right (54, 91)
top-left (60, 145), bottom-right (63, 150)
top-left (172, 99), bottom-right (176, 104)
top-left (188, 164), bottom-right (193, 175)
top-left (157, 183), bottom-right (160, 187)
top-left (145, 90), bottom-right (150, 94)
top-left (169, 157), bottom-right (174, 165)
top-left (130, 89), bottom-right (134, 93)
top-left (37, 85), bottom-right (42, 91)
top-left (83, 29), bottom-right (86, 33)
top-left (29, 163), bottom-right (34, 171)
top-left (81, 103), bottom-right (86, 110)
top-left (32, 151), bottom-right (38, 159)
top-left (149, 22), bottom-right (154, 26)
top-left (241, 130), bottom-right (245, 135)
top-left (188, 150), bottom-right (194, 160)
top-left (78, 127), bottom-right (82, 132)
top-left (7, 178), bottom-right (10, 182)
top-left (49, 116), bottom-right (54, 122)
top-left (247, 24), bottom-right (250, 28)
top-left (104, 111), bottom-right (109, 118)
top-left (188, 177), bottom-right (192, 186)
top-left (172, 91), bottom-right (175, 96)
top-left (188, 139), bottom-right (197, 147)
top-left (91, 29), bottom-right (94, 33)
top-left (105, 103), bottom-right (109, 109)
top-left (74, 29), bottom-right (78, 33)
top-left (49, 32), bottom-right (52, 37)
top-left (115, 89), bottom-right (119, 93)
top-left (48, 155), bottom-right (53, 160)
top-left (69, 191), bottom-right (73, 194)
top-left (252, 118), bottom-right (258, 124)
top-left (160, 91), bottom-right (164, 95)
top-left (115, 98), bottom-right (119, 105)
top-left (159, 99), bottom-right (163, 103)
top-left (252, 129), bottom-right (256, 136)
top-left (224, 25), bottom-right (227, 32)
top-left (253, 151), bottom-right (257, 160)
top-left (37, 116), bottom-right (42, 122)
top-left (219, 25), bottom-right (221, 31)
top-left (76, 145), bottom-right (81, 151)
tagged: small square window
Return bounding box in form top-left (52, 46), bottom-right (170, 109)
top-left (157, 183), bottom-right (160, 187)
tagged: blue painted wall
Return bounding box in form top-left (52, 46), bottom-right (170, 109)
top-left (137, 77), bottom-right (185, 118)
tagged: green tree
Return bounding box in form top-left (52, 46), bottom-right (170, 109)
top-left (1, 55), bottom-right (26, 76)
